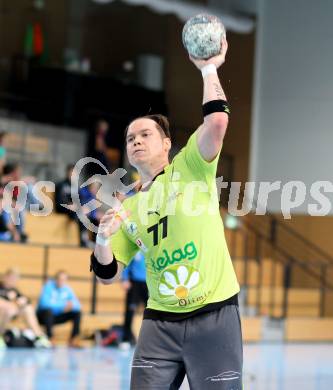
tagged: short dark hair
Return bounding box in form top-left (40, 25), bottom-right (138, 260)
top-left (125, 114), bottom-right (171, 141)
top-left (3, 163), bottom-right (20, 176)
top-left (55, 270), bottom-right (68, 279)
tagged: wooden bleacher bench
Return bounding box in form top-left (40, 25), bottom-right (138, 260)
top-left (285, 318), bottom-right (333, 341)
top-left (0, 243), bottom-right (44, 275)
top-left (1, 232), bottom-right (332, 343)
top-left (25, 213), bottom-right (79, 245)
top-left (287, 288), bottom-right (320, 317)
top-left (0, 244), bottom-right (127, 316)
top-left (241, 317), bottom-right (262, 342)
top-left (233, 258), bottom-right (283, 287)
top-left (246, 286), bottom-right (321, 317)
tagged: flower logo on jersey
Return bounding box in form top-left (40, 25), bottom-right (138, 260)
top-left (158, 265), bottom-right (200, 299)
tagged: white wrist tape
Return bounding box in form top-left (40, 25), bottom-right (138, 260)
top-left (201, 64), bottom-right (217, 78)
top-left (96, 234), bottom-right (110, 247)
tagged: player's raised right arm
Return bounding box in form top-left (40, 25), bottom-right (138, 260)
top-left (92, 208), bottom-right (128, 284)
top-left (189, 37), bottom-right (229, 163)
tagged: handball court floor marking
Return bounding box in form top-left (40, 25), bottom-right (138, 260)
top-left (0, 343), bottom-right (332, 389)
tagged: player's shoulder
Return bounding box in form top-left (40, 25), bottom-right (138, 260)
top-left (122, 194), bottom-right (137, 208)
top-left (174, 126), bottom-right (201, 156)
top-left (170, 127), bottom-right (200, 166)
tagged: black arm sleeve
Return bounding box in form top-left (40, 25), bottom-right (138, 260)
top-left (202, 99), bottom-right (230, 117)
top-left (90, 252), bottom-right (118, 279)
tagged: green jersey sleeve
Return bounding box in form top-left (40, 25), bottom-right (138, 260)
top-left (183, 128), bottom-right (221, 182)
top-left (110, 225), bottom-right (138, 267)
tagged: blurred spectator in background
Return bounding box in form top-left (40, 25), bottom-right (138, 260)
top-left (55, 164), bottom-right (104, 247)
top-left (0, 131), bottom-right (7, 175)
top-left (0, 190), bottom-right (21, 242)
top-left (79, 181), bottom-right (103, 244)
top-left (120, 251), bottom-right (147, 349)
top-left (55, 164), bottom-right (90, 247)
top-left (87, 118), bottom-right (110, 171)
top-left (0, 268), bottom-right (51, 348)
top-left (2, 163), bottom-right (37, 208)
top-left (86, 118), bottom-right (121, 176)
top-left (55, 164), bottom-right (74, 214)
top-left (37, 270), bottom-right (82, 347)
top-left (1, 162), bottom-right (38, 242)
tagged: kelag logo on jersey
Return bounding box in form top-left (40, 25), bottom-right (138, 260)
top-left (150, 241), bottom-right (197, 272)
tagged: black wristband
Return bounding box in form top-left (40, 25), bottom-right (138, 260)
top-left (202, 100), bottom-right (230, 117)
top-left (90, 252), bottom-right (118, 279)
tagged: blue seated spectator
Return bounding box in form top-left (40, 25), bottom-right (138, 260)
top-left (37, 270), bottom-right (81, 347)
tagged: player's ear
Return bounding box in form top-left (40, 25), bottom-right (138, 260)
top-left (164, 137), bottom-right (171, 153)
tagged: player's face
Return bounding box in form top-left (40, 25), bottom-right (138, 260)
top-left (126, 118), bottom-right (170, 168)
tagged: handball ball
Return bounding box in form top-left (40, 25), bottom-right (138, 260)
top-left (182, 14), bottom-right (226, 60)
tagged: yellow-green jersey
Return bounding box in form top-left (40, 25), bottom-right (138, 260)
top-left (111, 128), bottom-right (240, 315)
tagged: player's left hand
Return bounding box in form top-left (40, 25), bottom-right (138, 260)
top-left (190, 37), bottom-right (228, 70)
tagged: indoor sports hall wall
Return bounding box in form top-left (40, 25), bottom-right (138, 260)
top-left (249, 0), bottom-right (333, 214)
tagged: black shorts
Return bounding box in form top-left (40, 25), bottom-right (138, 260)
top-left (130, 304), bottom-right (243, 390)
